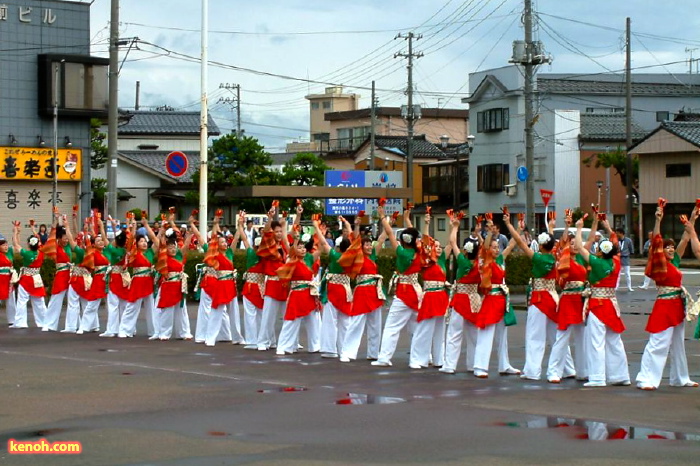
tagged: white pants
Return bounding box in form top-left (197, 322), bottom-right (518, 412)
top-left (340, 308), bottom-right (382, 360)
top-left (177, 297), bottom-right (193, 339)
top-left (641, 275), bottom-right (653, 288)
top-left (442, 311), bottom-right (478, 372)
top-left (155, 291), bottom-right (192, 340)
top-left (225, 298), bottom-right (245, 343)
top-left (616, 265), bottom-right (633, 290)
top-left (14, 284), bottom-right (46, 328)
top-left (473, 320), bottom-right (515, 373)
top-left (194, 292), bottom-right (209, 343)
top-left (119, 294), bottom-right (155, 337)
top-left (278, 312), bottom-right (321, 354)
top-left (2, 288), bottom-right (17, 325)
top-left (376, 298), bottom-right (417, 364)
top-left (636, 322), bottom-right (693, 388)
top-left (78, 298), bottom-right (101, 333)
top-left (522, 305), bottom-right (575, 379)
top-left (204, 301), bottom-right (227, 346)
top-left (63, 286), bottom-right (86, 332)
top-left (104, 291), bottom-right (127, 336)
top-left (257, 296), bottom-right (285, 350)
top-left (585, 313), bottom-right (630, 384)
top-left (44, 288), bottom-right (67, 331)
top-left (547, 324), bottom-right (586, 380)
top-left (243, 296), bottom-right (262, 346)
top-left (409, 316), bottom-right (445, 367)
top-left (320, 301), bottom-right (342, 355)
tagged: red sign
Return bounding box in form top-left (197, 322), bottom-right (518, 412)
top-left (540, 189), bottom-right (554, 207)
top-left (165, 151), bottom-right (189, 178)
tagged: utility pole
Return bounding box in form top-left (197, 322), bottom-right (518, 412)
top-left (107, 0), bottom-right (120, 218)
top-left (510, 0), bottom-right (550, 231)
top-left (218, 83), bottom-right (241, 135)
top-left (395, 32), bottom-right (422, 202)
top-left (199, 0), bottom-right (209, 229)
top-left (523, 0), bottom-right (536, 231)
top-left (370, 80), bottom-right (376, 170)
top-left (625, 17), bottom-right (634, 237)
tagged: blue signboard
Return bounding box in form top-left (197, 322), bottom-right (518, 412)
top-left (325, 170), bottom-right (366, 215)
top-left (517, 165), bottom-right (528, 182)
top-left (324, 170), bottom-right (404, 216)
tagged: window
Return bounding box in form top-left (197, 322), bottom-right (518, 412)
top-left (477, 163), bottom-right (509, 192)
top-left (666, 163), bottom-right (691, 178)
top-left (322, 101), bottom-right (331, 109)
top-left (476, 108), bottom-right (509, 133)
top-left (534, 157), bottom-right (546, 181)
top-left (437, 218), bottom-right (446, 231)
top-left (656, 111), bottom-right (669, 122)
top-left (311, 102), bottom-right (320, 110)
top-left (585, 107), bottom-right (624, 114)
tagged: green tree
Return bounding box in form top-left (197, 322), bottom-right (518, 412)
top-left (90, 118), bottom-right (108, 207)
top-left (583, 145), bottom-right (639, 197)
top-left (279, 152), bottom-right (329, 214)
top-left (187, 134), bottom-right (278, 212)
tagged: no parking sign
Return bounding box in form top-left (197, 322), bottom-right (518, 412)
top-left (165, 151), bottom-right (189, 178)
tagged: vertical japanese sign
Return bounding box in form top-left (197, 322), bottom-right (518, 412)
top-left (364, 171), bottom-right (404, 217)
top-left (0, 147), bottom-right (82, 181)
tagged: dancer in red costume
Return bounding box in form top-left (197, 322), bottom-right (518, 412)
top-left (11, 221), bottom-right (47, 328)
top-left (635, 204), bottom-right (698, 390)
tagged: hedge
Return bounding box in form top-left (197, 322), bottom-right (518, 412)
top-left (16, 249), bottom-right (535, 299)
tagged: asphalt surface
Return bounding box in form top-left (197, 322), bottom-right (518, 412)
top-left (1, 265), bottom-right (700, 465)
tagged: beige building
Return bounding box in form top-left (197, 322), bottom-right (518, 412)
top-left (324, 107), bottom-right (469, 152)
top-left (305, 86), bottom-right (360, 145)
top-left (630, 120), bottom-right (700, 244)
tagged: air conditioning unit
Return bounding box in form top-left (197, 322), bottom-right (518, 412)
top-left (504, 183), bottom-right (517, 197)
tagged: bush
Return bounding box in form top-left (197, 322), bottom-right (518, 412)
top-left (505, 253), bottom-right (532, 286)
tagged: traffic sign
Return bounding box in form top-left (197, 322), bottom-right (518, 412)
top-left (165, 151), bottom-right (189, 178)
top-left (516, 166), bottom-right (528, 182)
top-left (540, 189), bottom-right (554, 207)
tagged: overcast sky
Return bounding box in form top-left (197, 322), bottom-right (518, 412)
top-left (89, 0), bottom-right (700, 151)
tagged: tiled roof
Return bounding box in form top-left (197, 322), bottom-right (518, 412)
top-left (660, 121), bottom-right (700, 148)
top-left (325, 107), bottom-right (468, 121)
top-left (118, 150), bottom-right (200, 183)
top-left (373, 135), bottom-right (447, 159)
top-left (118, 110), bottom-right (220, 136)
top-left (538, 77), bottom-right (700, 96)
top-left (579, 113), bottom-right (647, 142)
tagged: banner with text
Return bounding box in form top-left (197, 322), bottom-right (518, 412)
top-left (324, 170), bottom-right (404, 216)
top-left (0, 147), bottom-right (82, 181)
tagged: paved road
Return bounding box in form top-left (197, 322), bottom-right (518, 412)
top-left (1, 290), bottom-right (699, 464)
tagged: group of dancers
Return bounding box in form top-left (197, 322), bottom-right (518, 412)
top-left (2, 198), bottom-right (700, 391)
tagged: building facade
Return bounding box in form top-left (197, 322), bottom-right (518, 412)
top-left (0, 0), bottom-right (105, 229)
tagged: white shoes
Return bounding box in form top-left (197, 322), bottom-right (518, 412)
top-left (371, 360), bottom-right (391, 367)
top-left (474, 369), bottom-right (488, 378)
top-left (339, 356), bottom-right (351, 363)
top-left (439, 368), bottom-right (455, 374)
top-left (583, 381), bottom-right (606, 387)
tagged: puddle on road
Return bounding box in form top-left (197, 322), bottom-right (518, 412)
top-left (257, 386), bottom-right (308, 393)
top-left (336, 393), bottom-right (407, 405)
top-left (496, 416), bottom-right (700, 441)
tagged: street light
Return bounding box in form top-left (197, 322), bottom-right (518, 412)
top-left (596, 180), bottom-right (603, 207)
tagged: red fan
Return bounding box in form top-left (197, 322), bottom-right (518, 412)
top-left (141, 210), bottom-right (148, 219)
top-left (271, 200), bottom-right (279, 208)
top-left (500, 205), bottom-right (509, 215)
top-left (29, 219), bottom-right (35, 226)
top-left (484, 212), bottom-right (493, 221)
top-left (296, 198), bottom-right (302, 206)
top-left (517, 212), bottom-right (524, 221)
top-left (475, 215), bottom-right (484, 224)
top-left (357, 210), bottom-right (365, 218)
top-left (680, 214), bottom-right (689, 225)
top-left (658, 197), bottom-right (667, 208)
top-left (126, 212), bottom-right (134, 220)
top-left (169, 206), bottom-right (176, 214)
top-left (391, 211), bottom-right (400, 221)
top-left (426, 206), bottom-right (433, 216)
top-left (696, 198), bottom-right (700, 210)
top-left (564, 208), bottom-right (572, 217)
top-left (215, 208), bottom-right (223, 218)
top-left (72, 204), bottom-right (79, 213)
top-left (191, 209), bottom-right (199, 217)
top-left (446, 209), bottom-right (454, 218)
top-left (456, 211), bottom-right (465, 220)
top-left (378, 198), bottom-right (387, 207)
top-left (406, 202), bottom-right (414, 210)
top-left (591, 203), bottom-right (599, 214)
top-left (597, 213), bottom-right (607, 221)
top-left (547, 211), bottom-right (556, 221)
top-left (160, 213), bottom-right (167, 221)
top-left (281, 210), bottom-right (289, 218)
top-left (311, 213), bottom-right (322, 221)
